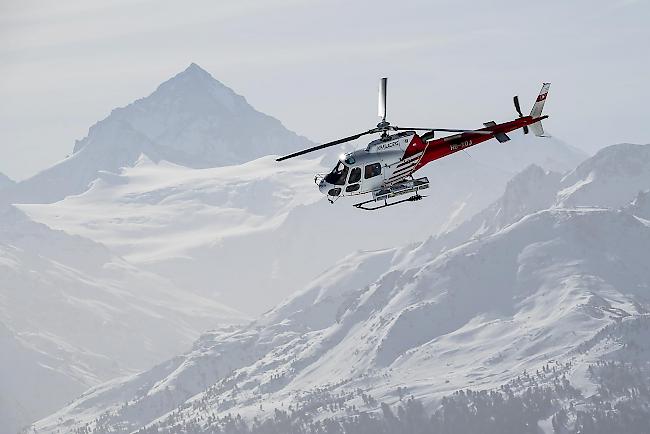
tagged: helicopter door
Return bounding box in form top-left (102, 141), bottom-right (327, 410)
top-left (345, 167), bottom-right (362, 193)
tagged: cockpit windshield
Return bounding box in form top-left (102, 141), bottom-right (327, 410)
top-left (324, 161), bottom-right (348, 185)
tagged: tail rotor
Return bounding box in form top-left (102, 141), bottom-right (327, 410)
top-left (513, 95), bottom-right (529, 134)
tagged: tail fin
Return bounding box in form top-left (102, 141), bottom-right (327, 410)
top-left (529, 82), bottom-right (550, 137)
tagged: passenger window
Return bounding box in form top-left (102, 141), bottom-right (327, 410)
top-left (348, 167), bottom-right (361, 184)
top-left (364, 163), bottom-right (382, 179)
top-left (346, 184), bottom-right (360, 193)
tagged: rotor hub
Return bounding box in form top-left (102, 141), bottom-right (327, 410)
top-left (376, 120), bottom-right (390, 130)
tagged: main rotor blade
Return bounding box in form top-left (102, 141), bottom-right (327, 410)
top-left (392, 127), bottom-right (492, 135)
top-left (378, 77), bottom-right (387, 122)
top-left (276, 129), bottom-right (378, 162)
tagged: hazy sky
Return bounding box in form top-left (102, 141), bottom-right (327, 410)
top-left (1, 0), bottom-right (649, 180)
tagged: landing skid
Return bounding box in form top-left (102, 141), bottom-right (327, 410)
top-left (354, 194), bottom-right (425, 211)
top-left (353, 176), bottom-right (430, 211)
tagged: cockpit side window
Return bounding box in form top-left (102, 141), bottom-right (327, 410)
top-left (364, 163), bottom-right (382, 179)
top-left (325, 161), bottom-right (348, 185)
top-left (348, 167), bottom-right (361, 184)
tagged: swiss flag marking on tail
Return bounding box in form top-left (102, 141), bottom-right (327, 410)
top-left (530, 83), bottom-right (550, 120)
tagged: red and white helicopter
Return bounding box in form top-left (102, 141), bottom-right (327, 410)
top-left (277, 79), bottom-right (551, 210)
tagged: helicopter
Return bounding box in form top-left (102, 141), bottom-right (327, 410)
top-left (277, 78), bottom-right (551, 210)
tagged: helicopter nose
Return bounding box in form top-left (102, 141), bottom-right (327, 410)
top-left (318, 179), bottom-right (329, 194)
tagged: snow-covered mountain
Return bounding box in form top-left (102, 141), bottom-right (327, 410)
top-left (0, 204), bottom-right (246, 433)
top-left (558, 143), bottom-right (650, 209)
top-left (412, 164), bottom-right (564, 260)
top-left (18, 148), bottom-right (580, 316)
top-left (30, 143), bottom-right (650, 433)
top-left (415, 143), bottom-right (650, 264)
top-left (1, 63), bottom-right (312, 204)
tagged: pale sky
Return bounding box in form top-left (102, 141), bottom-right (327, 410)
top-left (1, 0), bottom-right (649, 180)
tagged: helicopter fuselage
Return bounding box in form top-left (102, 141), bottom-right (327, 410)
top-left (316, 114), bottom-right (547, 202)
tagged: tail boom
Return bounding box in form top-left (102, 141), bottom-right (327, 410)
top-left (403, 112), bottom-right (549, 172)
top-left (402, 83), bottom-right (552, 174)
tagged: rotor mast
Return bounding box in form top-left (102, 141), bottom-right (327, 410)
top-left (377, 77), bottom-right (390, 139)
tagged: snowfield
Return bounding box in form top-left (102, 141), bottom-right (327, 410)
top-left (29, 143), bottom-right (650, 433)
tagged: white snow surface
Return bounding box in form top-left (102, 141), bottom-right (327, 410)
top-left (0, 204), bottom-right (247, 433)
top-left (30, 143), bottom-right (650, 433)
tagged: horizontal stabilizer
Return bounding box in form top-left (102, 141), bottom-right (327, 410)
top-left (483, 121), bottom-right (497, 127)
top-left (494, 132), bottom-right (511, 143)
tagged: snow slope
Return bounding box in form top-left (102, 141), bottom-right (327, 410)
top-left (19, 149), bottom-right (576, 316)
top-left (32, 206), bottom-right (650, 434)
top-left (558, 143), bottom-right (650, 209)
top-left (415, 143), bottom-right (650, 265)
top-left (0, 205), bottom-right (246, 433)
top-left (1, 63), bottom-right (312, 204)
top-left (0, 321), bottom-right (87, 434)
top-left (31, 144), bottom-right (650, 433)
top-left (412, 164), bottom-right (563, 263)
top-left (16, 142), bottom-right (586, 317)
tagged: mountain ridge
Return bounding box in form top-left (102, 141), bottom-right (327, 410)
top-left (31, 204), bottom-right (650, 434)
top-left (30, 143), bottom-right (650, 433)
top-left (1, 63), bottom-right (312, 204)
